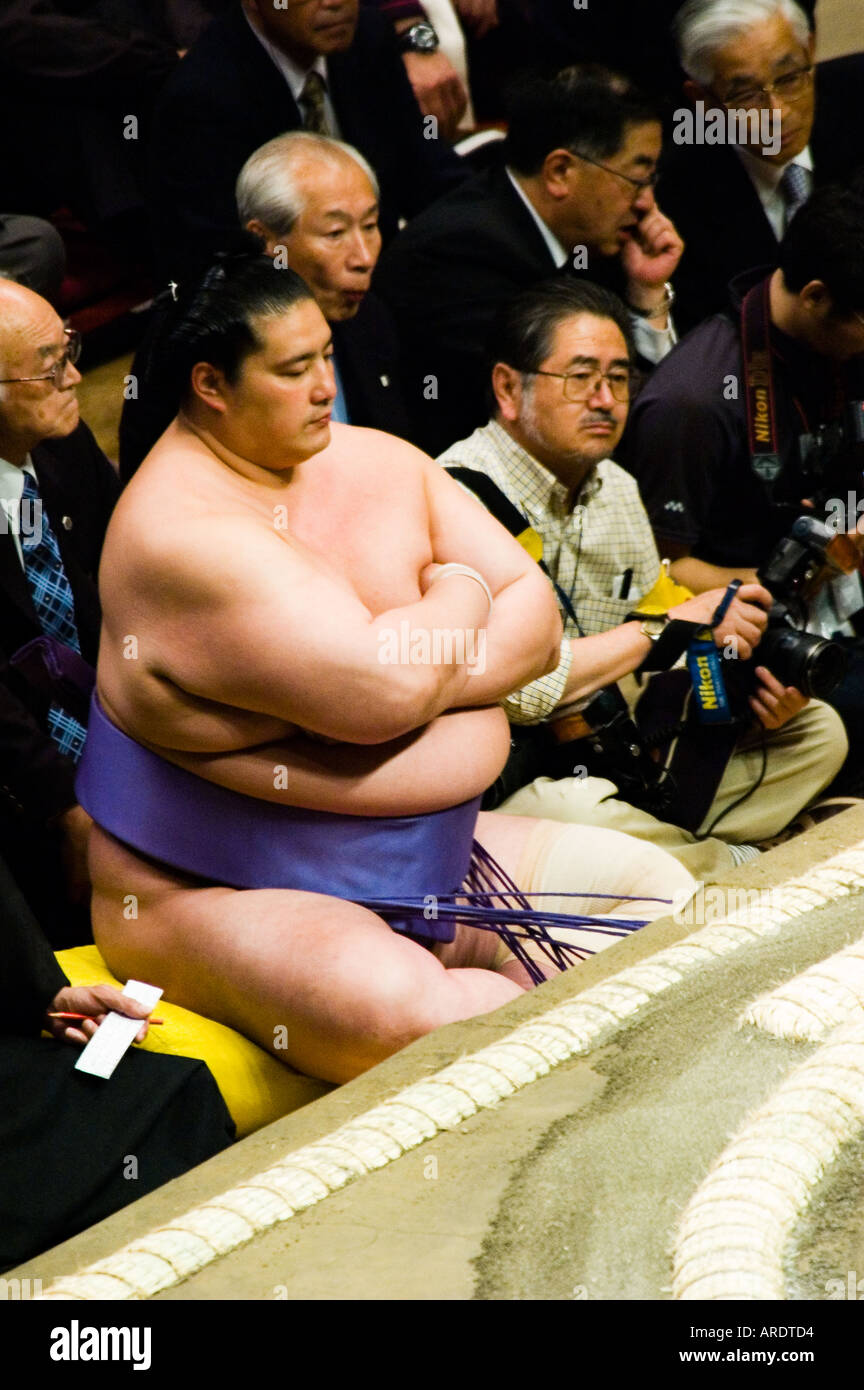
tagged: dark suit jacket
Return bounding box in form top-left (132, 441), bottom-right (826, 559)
top-left (331, 291), bottom-right (413, 440)
top-left (660, 54), bottom-right (864, 334)
top-left (0, 423), bottom-right (119, 828)
top-left (527, 0), bottom-right (816, 106)
top-left (0, 848), bottom-right (67, 1036)
top-left (148, 3), bottom-right (466, 284)
top-left (374, 159), bottom-right (627, 455)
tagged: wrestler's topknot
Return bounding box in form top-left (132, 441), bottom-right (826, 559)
top-left (165, 248), bottom-right (315, 388)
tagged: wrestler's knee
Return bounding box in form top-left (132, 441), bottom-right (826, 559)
top-left (358, 942), bottom-right (516, 1054)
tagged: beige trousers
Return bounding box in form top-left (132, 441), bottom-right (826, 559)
top-left (495, 699), bottom-right (848, 882)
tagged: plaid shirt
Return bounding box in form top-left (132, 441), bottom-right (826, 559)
top-left (437, 419), bottom-right (661, 724)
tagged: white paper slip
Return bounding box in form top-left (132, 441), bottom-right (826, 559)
top-left (74, 980), bottom-right (163, 1080)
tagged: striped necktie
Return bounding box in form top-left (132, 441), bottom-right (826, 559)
top-left (779, 162), bottom-right (811, 229)
top-left (300, 70), bottom-right (330, 134)
top-left (20, 470), bottom-right (88, 761)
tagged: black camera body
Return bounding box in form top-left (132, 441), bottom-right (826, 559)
top-left (798, 400), bottom-right (864, 491)
top-left (752, 516), bottom-right (850, 699)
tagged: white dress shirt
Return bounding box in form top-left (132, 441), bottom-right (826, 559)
top-left (505, 169), bottom-right (676, 365)
top-left (243, 9), bottom-right (342, 138)
top-left (735, 144), bottom-right (814, 240)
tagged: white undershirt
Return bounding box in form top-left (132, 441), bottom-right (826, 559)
top-left (0, 454), bottom-right (36, 568)
top-left (243, 8), bottom-right (342, 138)
top-left (735, 144), bottom-right (814, 241)
top-left (505, 168), bottom-right (677, 364)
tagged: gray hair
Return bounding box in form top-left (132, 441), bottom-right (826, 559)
top-left (235, 132), bottom-right (380, 239)
top-left (674, 0), bottom-right (811, 84)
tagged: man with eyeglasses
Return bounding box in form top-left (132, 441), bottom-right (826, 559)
top-left (376, 65), bottom-right (685, 456)
top-left (660, 0), bottom-right (864, 333)
top-left (437, 277), bottom-right (846, 877)
top-left (0, 278), bottom-right (120, 947)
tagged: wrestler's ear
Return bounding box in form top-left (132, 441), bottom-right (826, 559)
top-left (189, 361), bottom-right (230, 413)
top-left (492, 361), bottom-right (524, 424)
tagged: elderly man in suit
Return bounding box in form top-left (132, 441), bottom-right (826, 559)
top-left (149, 0), bottom-right (466, 285)
top-left (0, 278), bottom-right (120, 946)
top-left (660, 0), bottom-right (864, 333)
top-left (120, 131), bottom-right (413, 476)
top-left (375, 64), bottom-right (685, 455)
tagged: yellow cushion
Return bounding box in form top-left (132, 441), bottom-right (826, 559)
top-left (56, 946), bottom-right (332, 1138)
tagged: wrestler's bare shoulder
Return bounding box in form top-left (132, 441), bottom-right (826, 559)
top-left (324, 421), bottom-right (431, 470)
top-left (103, 431), bottom-right (302, 601)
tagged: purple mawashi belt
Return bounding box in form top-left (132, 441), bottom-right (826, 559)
top-left (76, 694), bottom-right (478, 941)
top-left (77, 695), bottom-right (656, 981)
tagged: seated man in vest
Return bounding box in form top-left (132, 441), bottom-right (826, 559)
top-left (437, 277), bottom-right (847, 879)
top-left (81, 254), bottom-right (698, 1085)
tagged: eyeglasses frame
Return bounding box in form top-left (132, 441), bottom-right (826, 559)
top-left (709, 62), bottom-right (815, 111)
top-left (0, 328), bottom-right (82, 389)
top-left (526, 368), bottom-right (632, 403)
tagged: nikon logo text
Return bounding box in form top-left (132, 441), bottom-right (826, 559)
top-left (694, 653), bottom-right (718, 710)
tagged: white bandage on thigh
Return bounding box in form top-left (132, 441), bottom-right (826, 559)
top-left (489, 820), bottom-right (697, 971)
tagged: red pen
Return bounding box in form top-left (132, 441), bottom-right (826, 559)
top-left (47, 1011), bottom-right (164, 1024)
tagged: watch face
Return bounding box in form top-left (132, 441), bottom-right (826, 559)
top-left (642, 617), bottom-right (666, 640)
top-left (411, 22), bottom-right (438, 51)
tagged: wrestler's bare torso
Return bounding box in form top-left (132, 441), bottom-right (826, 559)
top-left (86, 298), bottom-right (569, 1078)
top-left (97, 418), bottom-right (514, 814)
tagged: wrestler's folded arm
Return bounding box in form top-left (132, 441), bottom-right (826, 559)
top-left (135, 519), bottom-right (500, 745)
top-left (421, 459), bottom-right (563, 705)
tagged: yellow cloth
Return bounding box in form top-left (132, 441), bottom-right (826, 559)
top-left (56, 946), bottom-right (331, 1138)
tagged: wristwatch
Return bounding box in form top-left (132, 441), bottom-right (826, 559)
top-left (626, 282), bottom-right (676, 319)
top-left (397, 20), bottom-right (440, 53)
top-left (627, 612), bottom-right (668, 642)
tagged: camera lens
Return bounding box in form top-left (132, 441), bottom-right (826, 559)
top-left (758, 625), bottom-right (849, 698)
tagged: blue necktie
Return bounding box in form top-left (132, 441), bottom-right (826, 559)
top-left (780, 162), bottom-right (810, 229)
top-left (330, 353), bottom-right (350, 425)
top-left (20, 471), bottom-right (88, 761)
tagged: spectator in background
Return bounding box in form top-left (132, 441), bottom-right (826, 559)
top-left (622, 186), bottom-right (864, 793)
top-left (120, 132), bottom-right (412, 477)
top-left (375, 65), bottom-right (683, 455)
top-left (659, 0), bottom-right (864, 332)
top-left (0, 0), bottom-right (205, 258)
top-left (0, 216), bottom-right (66, 304)
top-left (149, 0), bottom-right (466, 285)
top-left (524, 0), bottom-right (816, 107)
top-left (0, 278), bottom-right (121, 946)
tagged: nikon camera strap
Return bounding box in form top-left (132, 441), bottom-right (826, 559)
top-left (741, 277), bottom-right (784, 486)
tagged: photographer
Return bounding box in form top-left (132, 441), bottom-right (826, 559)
top-left (438, 277), bottom-right (847, 879)
top-left (623, 185), bottom-right (864, 789)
